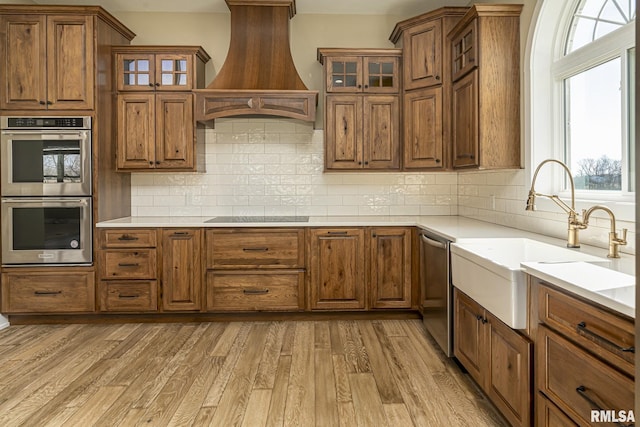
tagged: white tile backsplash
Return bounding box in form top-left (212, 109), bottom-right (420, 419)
top-left (130, 118), bottom-right (635, 255)
top-left (131, 118), bottom-right (458, 219)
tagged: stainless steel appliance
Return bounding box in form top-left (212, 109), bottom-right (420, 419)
top-left (420, 230), bottom-right (452, 356)
top-left (1, 116), bottom-right (92, 196)
top-left (1, 197), bottom-right (92, 265)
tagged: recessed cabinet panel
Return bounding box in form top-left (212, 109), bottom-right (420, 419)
top-left (404, 87), bottom-right (443, 169)
top-left (117, 93), bottom-right (155, 169)
top-left (452, 71), bottom-right (479, 168)
top-left (325, 95), bottom-right (362, 169)
top-left (155, 93), bottom-right (194, 169)
top-left (406, 19), bottom-right (442, 89)
top-left (310, 228), bottom-right (366, 310)
top-left (162, 229), bottom-right (202, 311)
top-left (363, 96), bottom-right (400, 169)
top-left (370, 228), bottom-right (412, 309)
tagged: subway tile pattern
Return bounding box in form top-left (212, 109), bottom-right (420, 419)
top-left (130, 118), bottom-right (459, 218)
top-left (130, 118), bottom-right (634, 256)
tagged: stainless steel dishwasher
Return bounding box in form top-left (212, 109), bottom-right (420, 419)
top-left (419, 230), bottom-right (452, 356)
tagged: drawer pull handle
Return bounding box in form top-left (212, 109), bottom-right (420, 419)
top-left (577, 322), bottom-right (635, 353)
top-left (118, 263), bottom-right (140, 267)
top-left (118, 294), bottom-right (140, 299)
top-left (242, 247), bottom-right (269, 252)
top-left (34, 290), bottom-right (62, 296)
top-left (173, 232), bottom-right (189, 236)
top-left (576, 386), bottom-right (631, 427)
top-left (117, 235), bottom-right (139, 241)
top-left (327, 231), bottom-right (348, 235)
top-left (243, 289), bottom-right (269, 295)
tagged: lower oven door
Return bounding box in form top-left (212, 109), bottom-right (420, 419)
top-left (1, 197), bottom-right (92, 265)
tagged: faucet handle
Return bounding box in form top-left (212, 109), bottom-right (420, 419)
top-left (618, 228), bottom-right (628, 244)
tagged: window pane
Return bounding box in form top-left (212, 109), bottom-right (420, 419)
top-left (566, 0), bottom-right (634, 53)
top-left (565, 57), bottom-right (622, 190)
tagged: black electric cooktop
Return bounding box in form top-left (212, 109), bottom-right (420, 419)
top-left (205, 216), bottom-right (310, 223)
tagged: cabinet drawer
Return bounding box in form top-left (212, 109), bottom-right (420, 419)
top-left (99, 250), bottom-right (157, 280)
top-left (101, 229), bottom-right (157, 248)
top-left (206, 270), bottom-right (304, 311)
top-left (99, 281), bottom-right (158, 312)
top-left (206, 229), bottom-right (304, 268)
top-left (537, 326), bottom-right (634, 426)
top-left (538, 283), bottom-right (634, 376)
top-left (1, 270), bottom-right (95, 313)
top-left (536, 393), bottom-right (577, 427)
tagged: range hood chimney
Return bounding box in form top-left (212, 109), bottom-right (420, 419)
top-left (194, 0), bottom-right (318, 122)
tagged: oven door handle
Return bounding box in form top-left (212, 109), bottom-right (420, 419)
top-left (1, 131), bottom-right (88, 139)
top-left (421, 234), bottom-right (447, 249)
top-left (2, 198), bottom-right (89, 205)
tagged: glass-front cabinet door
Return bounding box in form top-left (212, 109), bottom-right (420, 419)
top-left (326, 56), bottom-right (362, 92)
top-left (364, 56), bottom-right (400, 93)
top-left (116, 53), bottom-right (193, 91)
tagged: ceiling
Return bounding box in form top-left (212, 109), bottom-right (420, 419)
top-left (31, 0), bottom-right (471, 16)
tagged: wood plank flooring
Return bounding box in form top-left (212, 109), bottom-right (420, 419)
top-left (0, 320), bottom-right (507, 426)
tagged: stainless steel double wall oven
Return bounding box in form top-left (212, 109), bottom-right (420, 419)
top-left (0, 116), bottom-right (93, 265)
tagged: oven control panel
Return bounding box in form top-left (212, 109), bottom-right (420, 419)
top-left (2, 116), bottom-right (91, 129)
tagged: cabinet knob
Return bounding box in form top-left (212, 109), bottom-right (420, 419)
top-left (148, 83), bottom-right (154, 87)
top-left (39, 101), bottom-right (46, 105)
top-left (155, 161), bottom-right (160, 165)
top-left (47, 101), bottom-right (53, 105)
top-left (435, 159), bottom-right (441, 163)
top-left (364, 161), bottom-right (369, 165)
top-left (435, 75), bottom-right (441, 81)
top-left (357, 84), bottom-right (362, 89)
top-left (364, 84), bottom-right (369, 89)
top-left (149, 161), bottom-right (154, 165)
top-left (155, 83), bottom-right (160, 87)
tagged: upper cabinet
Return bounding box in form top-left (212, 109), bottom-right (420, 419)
top-left (318, 48), bottom-right (402, 171)
top-left (116, 51), bottom-right (205, 92)
top-left (448, 5), bottom-right (522, 169)
top-left (321, 50), bottom-right (401, 94)
top-left (390, 7), bottom-right (468, 170)
top-left (113, 46), bottom-right (210, 172)
top-left (0, 14), bottom-right (94, 111)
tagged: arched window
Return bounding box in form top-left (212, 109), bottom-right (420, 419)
top-left (529, 0), bottom-right (635, 210)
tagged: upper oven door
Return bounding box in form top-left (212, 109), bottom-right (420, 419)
top-left (0, 129), bottom-right (91, 196)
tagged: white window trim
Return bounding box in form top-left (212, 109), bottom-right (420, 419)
top-left (526, 0), bottom-right (635, 222)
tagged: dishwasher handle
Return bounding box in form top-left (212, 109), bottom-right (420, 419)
top-left (421, 234), bottom-right (447, 249)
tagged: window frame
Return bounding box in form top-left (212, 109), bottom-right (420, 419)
top-left (527, 0), bottom-right (636, 221)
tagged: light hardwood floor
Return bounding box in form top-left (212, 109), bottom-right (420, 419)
top-left (0, 319), bottom-right (507, 426)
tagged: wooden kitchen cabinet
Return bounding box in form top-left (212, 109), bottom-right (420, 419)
top-left (113, 45), bottom-right (209, 172)
top-left (161, 229), bottom-right (202, 311)
top-left (1, 268), bottom-right (95, 313)
top-left (369, 227), bottom-right (412, 309)
top-left (390, 7), bottom-right (467, 170)
top-left (115, 50), bottom-right (204, 92)
top-left (324, 94), bottom-right (400, 169)
top-left (319, 49), bottom-right (401, 94)
top-left (403, 86), bottom-right (444, 169)
top-left (453, 288), bottom-right (532, 427)
top-left (309, 228), bottom-right (366, 310)
top-left (98, 228), bottom-right (159, 313)
top-left (449, 5), bottom-right (522, 169)
top-left (0, 13), bottom-right (93, 110)
top-left (534, 280), bottom-right (635, 426)
top-left (116, 92), bottom-right (195, 170)
top-left (318, 49), bottom-right (401, 171)
top-left (205, 228), bottom-right (305, 312)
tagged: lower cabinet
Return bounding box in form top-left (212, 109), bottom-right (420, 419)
top-left (98, 280), bottom-right (158, 312)
top-left (534, 280), bottom-right (635, 426)
top-left (1, 268), bottom-right (95, 313)
top-left (309, 228), bottom-right (366, 310)
top-left (453, 288), bottom-right (532, 427)
top-left (161, 229), bottom-right (202, 311)
top-left (206, 270), bottom-right (304, 311)
top-left (369, 227), bottom-right (412, 309)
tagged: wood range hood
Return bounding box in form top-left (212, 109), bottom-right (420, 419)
top-left (194, 0), bottom-right (318, 122)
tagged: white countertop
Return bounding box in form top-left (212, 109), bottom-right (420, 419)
top-left (97, 214), bottom-right (636, 316)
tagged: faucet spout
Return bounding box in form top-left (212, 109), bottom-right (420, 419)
top-left (526, 159), bottom-right (584, 247)
top-left (582, 205), bottom-right (627, 258)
